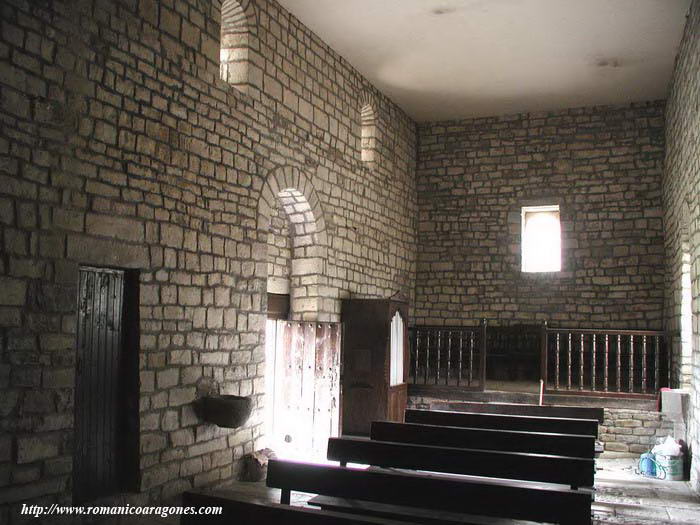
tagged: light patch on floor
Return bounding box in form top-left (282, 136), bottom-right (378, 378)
top-left (136, 453), bottom-right (700, 524)
top-left (593, 455), bottom-right (700, 524)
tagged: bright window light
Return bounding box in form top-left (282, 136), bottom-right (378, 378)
top-left (389, 311), bottom-right (404, 386)
top-left (522, 205), bottom-right (561, 272)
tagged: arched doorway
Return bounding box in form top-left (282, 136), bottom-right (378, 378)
top-left (257, 166), bottom-right (340, 461)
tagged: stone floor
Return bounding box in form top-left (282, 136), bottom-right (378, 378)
top-left (144, 454), bottom-right (700, 524)
top-left (592, 455), bottom-right (700, 524)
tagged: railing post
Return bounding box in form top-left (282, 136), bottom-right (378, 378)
top-left (667, 334), bottom-right (672, 388)
top-left (480, 318), bottom-right (487, 391)
top-left (412, 328), bottom-right (419, 384)
top-left (425, 331), bottom-right (430, 385)
top-left (540, 320), bottom-right (548, 390)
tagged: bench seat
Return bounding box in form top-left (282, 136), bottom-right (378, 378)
top-left (328, 436), bottom-right (594, 488)
top-left (267, 459), bottom-right (592, 524)
top-left (405, 409), bottom-right (598, 436)
top-left (371, 421), bottom-right (596, 459)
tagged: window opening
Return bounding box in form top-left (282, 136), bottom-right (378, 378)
top-left (390, 311), bottom-right (405, 386)
top-left (521, 205), bottom-right (561, 272)
top-left (361, 104), bottom-right (376, 162)
top-left (220, 0), bottom-right (249, 87)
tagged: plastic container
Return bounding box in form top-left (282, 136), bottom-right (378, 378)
top-left (655, 453), bottom-right (683, 481)
top-left (638, 452), bottom-right (657, 478)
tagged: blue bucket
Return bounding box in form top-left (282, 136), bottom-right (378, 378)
top-left (639, 452), bottom-right (658, 478)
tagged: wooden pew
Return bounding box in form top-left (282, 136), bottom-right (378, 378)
top-left (430, 401), bottom-right (604, 424)
top-left (181, 490), bottom-right (416, 524)
top-left (371, 421), bottom-right (596, 459)
top-left (405, 408), bottom-right (598, 436)
top-left (327, 436), bottom-right (594, 489)
top-left (266, 459), bottom-right (592, 525)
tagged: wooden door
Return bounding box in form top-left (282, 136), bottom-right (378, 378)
top-left (74, 267), bottom-right (137, 503)
top-left (269, 321), bottom-right (341, 461)
top-left (387, 384), bottom-right (408, 422)
top-left (341, 300), bottom-right (409, 435)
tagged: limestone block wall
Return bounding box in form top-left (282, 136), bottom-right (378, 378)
top-left (662, 0), bottom-right (700, 491)
top-left (407, 396), bottom-right (676, 456)
top-left (415, 102), bottom-right (666, 329)
top-left (600, 408), bottom-right (675, 455)
top-left (0, 0), bottom-right (417, 519)
top-left (266, 203), bottom-right (292, 295)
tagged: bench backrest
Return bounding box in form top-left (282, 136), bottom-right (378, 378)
top-left (371, 421), bottom-right (595, 458)
top-left (328, 436), bottom-right (594, 488)
top-left (181, 490), bottom-right (415, 525)
top-left (405, 408), bottom-right (598, 436)
top-left (430, 401), bottom-right (604, 423)
top-left (266, 459), bottom-right (591, 525)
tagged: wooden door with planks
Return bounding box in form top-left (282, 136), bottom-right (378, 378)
top-left (74, 267), bottom-right (138, 503)
top-left (266, 320), bottom-right (341, 461)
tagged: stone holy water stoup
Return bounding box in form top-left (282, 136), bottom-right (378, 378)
top-left (201, 394), bottom-right (252, 428)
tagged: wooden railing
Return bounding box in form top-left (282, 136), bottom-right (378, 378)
top-left (409, 322), bottom-right (670, 398)
top-left (409, 321), bottom-right (486, 390)
top-left (542, 325), bottom-right (669, 396)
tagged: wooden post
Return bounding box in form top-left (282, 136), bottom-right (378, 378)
top-left (591, 333), bottom-right (597, 392)
top-left (469, 330), bottom-right (475, 386)
top-left (555, 333), bottom-right (560, 390)
top-left (446, 331), bottom-right (452, 386)
top-left (540, 321), bottom-right (548, 392)
top-left (436, 330), bottom-right (442, 385)
top-left (604, 334), bottom-right (609, 392)
top-left (413, 329), bottom-right (420, 384)
top-left (425, 331), bottom-right (430, 385)
top-left (280, 488), bottom-right (291, 505)
top-left (654, 335), bottom-right (660, 391)
top-left (480, 319), bottom-right (487, 391)
top-left (567, 332), bottom-right (572, 390)
top-left (457, 330), bottom-right (464, 386)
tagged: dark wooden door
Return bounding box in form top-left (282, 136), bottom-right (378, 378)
top-left (74, 267), bottom-right (135, 503)
top-left (341, 300), bottom-right (408, 436)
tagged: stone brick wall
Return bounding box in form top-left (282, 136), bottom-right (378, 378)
top-left (266, 204), bottom-right (292, 295)
top-left (415, 102), bottom-right (666, 329)
top-left (600, 408), bottom-right (675, 455)
top-left (662, 0), bottom-right (700, 491)
top-left (0, 0), bottom-right (416, 519)
top-left (407, 395), bottom-right (675, 456)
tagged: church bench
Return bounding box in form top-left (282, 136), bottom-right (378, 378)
top-left (429, 401), bottom-right (604, 424)
top-left (181, 489), bottom-right (416, 524)
top-left (327, 436), bottom-right (594, 489)
top-left (266, 459), bottom-right (592, 524)
top-left (405, 408), bottom-right (598, 436)
top-left (371, 421), bottom-right (596, 458)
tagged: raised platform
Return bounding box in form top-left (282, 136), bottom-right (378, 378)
top-left (408, 385), bottom-right (675, 456)
top-left (409, 384), bottom-right (657, 411)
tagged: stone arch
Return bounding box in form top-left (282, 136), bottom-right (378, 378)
top-left (220, 0), bottom-right (259, 92)
top-left (359, 91), bottom-right (379, 163)
top-left (257, 166), bottom-right (334, 321)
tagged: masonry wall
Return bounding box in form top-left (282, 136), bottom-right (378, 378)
top-left (415, 102), bottom-right (666, 328)
top-left (662, 0), bottom-right (700, 491)
top-left (0, 0), bottom-right (417, 520)
top-left (408, 395), bottom-right (675, 456)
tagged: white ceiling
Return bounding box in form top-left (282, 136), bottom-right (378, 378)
top-left (277, 0), bottom-right (691, 122)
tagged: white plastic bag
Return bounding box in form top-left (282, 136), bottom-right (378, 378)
top-left (651, 435), bottom-right (682, 456)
